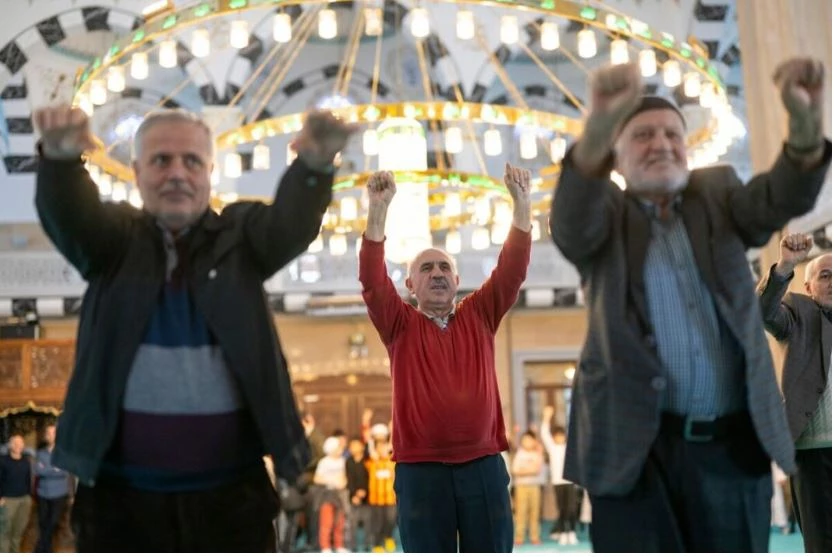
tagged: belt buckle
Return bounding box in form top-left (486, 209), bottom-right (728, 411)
top-left (683, 415), bottom-right (716, 442)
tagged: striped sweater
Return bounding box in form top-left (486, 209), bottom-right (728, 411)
top-left (102, 228), bottom-right (263, 491)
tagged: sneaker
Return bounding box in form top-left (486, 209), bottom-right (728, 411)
top-left (568, 532), bottom-right (579, 545)
top-left (322, 550), bottom-right (333, 554)
top-left (549, 532), bottom-right (561, 541)
top-left (384, 538), bottom-right (396, 552)
top-left (559, 533), bottom-right (569, 545)
top-left (372, 547), bottom-right (385, 553)
top-left (336, 548), bottom-right (350, 553)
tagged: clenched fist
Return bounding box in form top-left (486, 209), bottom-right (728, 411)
top-left (575, 63), bottom-right (643, 174)
top-left (290, 110), bottom-right (359, 170)
top-left (33, 105), bottom-right (97, 160)
top-left (775, 233), bottom-right (813, 276)
top-left (367, 171), bottom-right (396, 206)
top-left (773, 57), bottom-right (826, 153)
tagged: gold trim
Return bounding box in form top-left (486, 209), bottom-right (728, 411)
top-left (0, 401), bottom-right (61, 418)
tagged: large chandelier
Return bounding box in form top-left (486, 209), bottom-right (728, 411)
top-left (73, 0), bottom-right (746, 258)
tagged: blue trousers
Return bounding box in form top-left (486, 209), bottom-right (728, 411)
top-left (394, 454), bottom-right (513, 553)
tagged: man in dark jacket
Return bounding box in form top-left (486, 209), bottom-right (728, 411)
top-left (550, 57), bottom-right (829, 552)
top-left (757, 233), bottom-right (831, 553)
top-left (32, 104), bottom-right (356, 552)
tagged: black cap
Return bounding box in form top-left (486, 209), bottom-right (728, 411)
top-left (620, 95), bottom-right (686, 132)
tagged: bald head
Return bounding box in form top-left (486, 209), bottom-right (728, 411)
top-left (406, 248), bottom-right (460, 316)
top-left (804, 253), bottom-right (832, 308)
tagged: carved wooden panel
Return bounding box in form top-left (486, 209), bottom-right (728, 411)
top-left (0, 344), bottom-right (22, 389)
top-left (29, 344), bottom-right (74, 389)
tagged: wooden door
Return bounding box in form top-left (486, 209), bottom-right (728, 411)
top-left (293, 373), bottom-right (392, 438)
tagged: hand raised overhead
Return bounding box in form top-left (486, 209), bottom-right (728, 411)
top-left (33, 105), bottom-right (97, 160)
top-left (290, 110), bottom-right (359, 169)
top-left (367, 171), bottom-right (396, 206)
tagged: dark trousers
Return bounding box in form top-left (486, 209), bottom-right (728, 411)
top-left (370, 504), bottom-right (397, 547)
top-left (791, 447), bottom-right (832, 553)
top-left (72, 467), bottom-right (278, 552)
top-left (35, 495), bottom-right (68, 552)
top-left (552, 484), bottom-right (578, 533)
top-left (590, 417), bottom-right (772, 552)
top-left (394, 454), bottom-right (512, 553)
top-left (348, 504), bottom-right (372, 551)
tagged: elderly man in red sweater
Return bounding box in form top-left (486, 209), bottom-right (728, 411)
top-left (358, 164), bottom-right (532, 552)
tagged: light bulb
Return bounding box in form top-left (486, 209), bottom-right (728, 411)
top-left (411, 8), bottom-right (429, 38)
top-left (550, 136), bottom-right (567, 163)
top-left (484, 129), bottom-right (502, 156)
top-left (471, 227), bottom-right (490, 250)
top-left (445, 229), bottom-right (461, 254)
top-left (683, 72), bottom-right (701, 97)
top-left (638, 49), bottom-right (656, 77)
top-left (308, 234), bottom-right (323, 253)
top-left (340, 197), bottom-right (358, 221)
top-left (89, 79), bottom-right (107, 105)
top-left (456, 10), bottom-right (474, 40)
top-left (520, 131), bottom-right (537, 160)
top-left (445, 127), bottom-right (463, 154)
top-left (540, 22), bottom-right (559, 51)
top-left (444, 192), bottom-right (462, 216)
top-left (610, 39), bottom-right (629, 65)
top-left (191, 28), bottom-right (210, 57)
top-left (230, 20), bottom-right (249, 49)
top-left (577, 29), bottom-right (597, 59)
top-left (252, 144), bottom-right (270, 170)
top-left (363, 129), bottom-right (379, 155)
top-left (663, 60), bottom-right (681, 87)
top-left (159, 39), bottom-right (178, 68)
top-left (318, 9), bottom-right (337, 39)
top-left (500, 16), bottom-right (518, 45)
top-left (106, 66), bottom-right (125, 92)
top-left (77, 93), bottom-right (93, 116)
top-left (99, 175), bottom-right (114, 196)
top-left (364, 8), bottom-right (383, 36)
top-left (273, 13), bottom-right (292, 43)
top-left (224, 152), bottom-right (242, 178)
top-left (329, 233), bottom-right (347, 256)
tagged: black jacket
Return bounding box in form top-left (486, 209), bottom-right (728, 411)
top-left (35, 155), bottom-right (333, 486)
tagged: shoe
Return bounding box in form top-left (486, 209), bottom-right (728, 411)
top-left (336, 548), bottom-right (350, 553)
top-left (531, 539), bottom-right (541, 545)
top-left (568, 532), bottom-right (579, 545)
top-left (384, 538), bottom-right (396, 552)
top-left (549, 532), bottom-right (561, 541)
top-left (372, 547), bottom-right (385, 553)
top-left (322, 550), bottom-right (333, 554)
top-left (559, 533), bottom-right (569, 545)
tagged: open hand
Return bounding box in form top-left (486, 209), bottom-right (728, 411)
top-left (542, 406), bottom-right (555, 421)
top-left (503, 163), bottom-right (531, 203)
top-left (33, 105), bottom-right (97, 160)
top-left (291, 110), bottom-right (359, 169)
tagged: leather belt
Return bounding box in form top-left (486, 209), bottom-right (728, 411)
top-left (659, 411), bottom-right (751, 443)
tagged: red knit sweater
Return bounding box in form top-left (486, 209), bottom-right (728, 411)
top-left (359, 227), bottom-right (531, 464)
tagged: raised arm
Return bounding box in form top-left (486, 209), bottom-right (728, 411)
top-left (551, 63), bottom-right (642, 264)
top-left (34, 105), bottom-right (131, 278)
top-left (539, 406), bottom-right (558, 454)
top-left (757, 233), bottom-right (812, 340)
top-left (467, 164), bottom-right (532, 332)
top-left (359, 171), bottom-right (411, 345)
top-left (728, 58), bottom-right (831, 246)
top-left (240, 110), bottom-right (358, 278)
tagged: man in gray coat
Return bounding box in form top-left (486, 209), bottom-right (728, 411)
top-left (757, 233), bottom-right (831, 553)
top-left (550, 58), bottom-right (830, 552)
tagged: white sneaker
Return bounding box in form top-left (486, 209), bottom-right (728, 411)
top-left (322, 550), bottom-right (333, 554)
top-left (559, 533), bottom-right (569, 545)
top-left (568, 532), bottom-right (579, 545)
top-left (336, 548), bottom-right (350, 553)
top-left (549, 532), bottom-right (560, 541)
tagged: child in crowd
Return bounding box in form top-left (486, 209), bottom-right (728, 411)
top-left (367, 437), bottom-right (397, 553)
top-left (541, 406), bottom-right (579, 545)
top-left (511, 430), bottom-right (544, 545)
top-left (346, 436), bottom-right (372, 552)
top-left (314, 437), bottom-right (348, 553)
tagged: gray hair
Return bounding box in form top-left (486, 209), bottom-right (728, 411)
top-left (805, 253), bottom-right (831, 283)
top-left (131, 109), bottom-right (215, 161)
